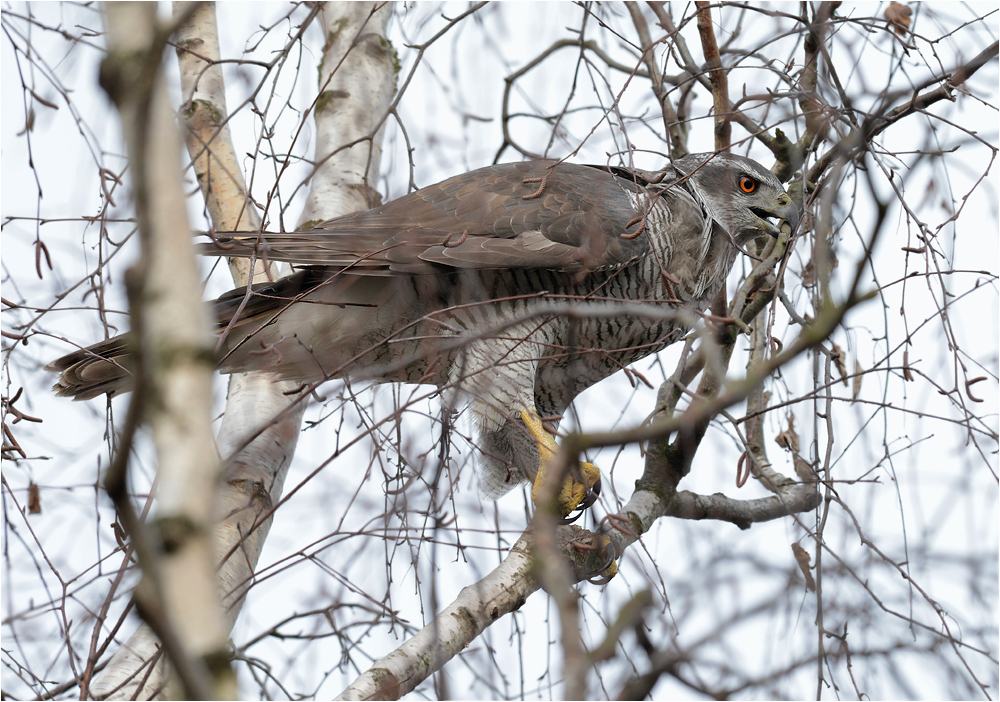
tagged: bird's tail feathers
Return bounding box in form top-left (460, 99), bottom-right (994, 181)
top-left (46, 335), bottom-right (137, 400)
top-left (47, 269), bottom-right (337, 401)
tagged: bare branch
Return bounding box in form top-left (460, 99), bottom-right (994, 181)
top-left (94, 2), bottom-right (231, 698)
top-left (695, 1), bottom-right (731, 151)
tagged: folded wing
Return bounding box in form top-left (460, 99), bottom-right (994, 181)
top-left (200, 161), bottom-right (658, 275)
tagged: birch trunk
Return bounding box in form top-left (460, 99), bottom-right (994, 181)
top-left (88, 3), bottom-right (396, 698)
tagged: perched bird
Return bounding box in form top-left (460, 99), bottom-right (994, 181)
top-left (48, 153), bottom-right (798, 520)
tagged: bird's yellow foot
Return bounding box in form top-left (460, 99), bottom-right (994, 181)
top-left (520, 409), bottom-right (602, 522)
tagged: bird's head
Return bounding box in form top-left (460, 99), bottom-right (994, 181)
top-left (673, 153), bottom-right (799, 245)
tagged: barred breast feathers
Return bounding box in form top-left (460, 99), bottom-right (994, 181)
top-left (622, 182), bottom-right (726, 305)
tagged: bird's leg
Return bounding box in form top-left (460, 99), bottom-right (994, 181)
top-left (521, 409), bottom-right (618, 580)
top-left (519, 409), bottom-right (601, 521)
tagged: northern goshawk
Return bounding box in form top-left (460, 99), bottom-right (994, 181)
top-left (49, 153), bottom-right (798, 520)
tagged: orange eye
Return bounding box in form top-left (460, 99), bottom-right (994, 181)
top-left (739, 176), bottom-right (756, 194)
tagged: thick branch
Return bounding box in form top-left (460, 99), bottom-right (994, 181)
top-left (797, 4), bottom-right (835, 150)
top-left (695, 2), bottom-right (730, 151)
top-left (336, 520), bottom-right (614, 700)
top-left (626, 2), bottom-right (688, 157)
top-left (666, 485), bottom-right (821, 530)
top-left (93, 2), bottom-right (231, 699)
top-left (337, 535), bottom-right (536, 700)
top-left (89, 3), bottom-right (396, 699)
top-left (299, 2), bottom-right (398, 224)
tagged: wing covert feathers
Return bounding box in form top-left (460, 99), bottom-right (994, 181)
top-left (201, 161), bottom-right (661, 274)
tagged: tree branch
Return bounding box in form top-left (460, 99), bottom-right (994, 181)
top-left (88, 3), bottom-right (396, 698)
top-left (808, 40), bottom-right (999, 186)
top-left (695, 2), bottom-right (731, 151)
top-left (93, 2), bottom-right (232, 699)
top-left (627, 2), bottom-right (688, 157)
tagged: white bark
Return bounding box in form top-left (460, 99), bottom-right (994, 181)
top-left (336, 474), bottom-right (819, 699)
top-left (90, 2), bottom-right (396, 698)
top-left (172, 1), bottom-right (308, 637)
top-left (337, 535), bottom-right (538, 701)
top-left (90, 3), bottom-right (232, 699)
top-left (300, 2), bottom-right (396, 224)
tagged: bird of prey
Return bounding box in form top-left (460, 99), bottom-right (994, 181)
top-left (48, 153), bottom-right (798, 521)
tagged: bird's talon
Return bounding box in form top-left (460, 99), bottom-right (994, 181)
top-left (562, 527), bottom-right (619, 583)
top-left (587, 534), bottom-right (619, 584)
top-left (559, 509), bottom-right (584, 526)
top-left (558, 482), bottom-right (599, 524)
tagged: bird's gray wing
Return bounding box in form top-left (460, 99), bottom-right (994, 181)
top-left (200, 161), bottom-right (655, 274)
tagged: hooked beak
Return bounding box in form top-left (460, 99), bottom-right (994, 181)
top-left (752, 194), bottom-right (800, 237)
